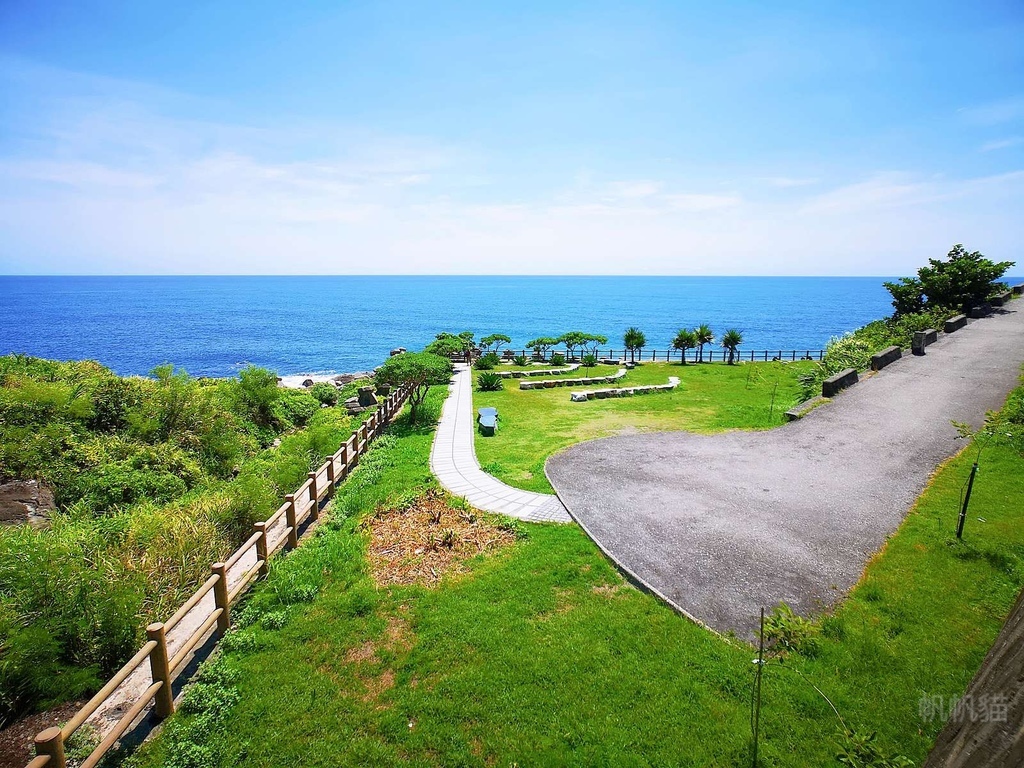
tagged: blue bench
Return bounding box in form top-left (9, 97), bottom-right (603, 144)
top-left (478, 407), bottom-right (498, 436)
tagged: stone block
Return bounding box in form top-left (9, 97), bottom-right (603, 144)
top-left (822, 368), bottom-right (858, 398)
top-left (944, 314), bottom-right (967, 333)
top-left (990, 292), bottom-right (1006, 307)
top-left (1013, 284), bottom-right (1024, 296)
top-left (911, 328), bottom-right (938, 355)
top-left (389, 347), bottom-right (406, 356)
top-left (357, 386), bottom-right (378, 407)
top-left (970, 304), bottom-right (992, 319)
top-left (570, 392), bottom-right (588, 402)
top-left (870, 345), bottom-right (902, 371)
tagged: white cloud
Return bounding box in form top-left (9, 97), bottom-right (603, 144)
top-left (959, 97), bottom-right (1024, 126)
top-left (760, 176), bottom-right (818, 188)
top-left (0, 61), bottom-right (1022, 276)
top-left (980, 136), bottom-right (1023, 152)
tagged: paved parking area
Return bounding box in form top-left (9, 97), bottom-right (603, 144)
top-left (547, 307), bottom-right (1024, 637)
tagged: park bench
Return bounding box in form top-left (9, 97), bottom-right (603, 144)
top-left (478, 407), bottom-right (499, 436)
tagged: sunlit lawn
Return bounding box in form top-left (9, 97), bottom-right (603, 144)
top-left (473, 361), bottom-right (813, 493)
top-left (132, 377), bottom-right (1024, 767)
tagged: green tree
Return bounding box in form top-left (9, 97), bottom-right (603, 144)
top-left (425, 332), bottom-right (475, 360)
top-left (623, 327), bottom-right (646, 364)
top-left (694, 324), bottom-right (714, 363)
top-left (557, 331), bottom-right (589, 361)
top-left (374, 352), bottom-right (453, 423)
top-left (720, 329), bottom-right (743, 365)
top-left (672, 329), bottom-right (697, 365)
top-left (884, 244), bottom-right (1015, 315)
top-left (480, 334), bottom-right (512, 354)
top-left (526, 337), bottom-right (559, 360)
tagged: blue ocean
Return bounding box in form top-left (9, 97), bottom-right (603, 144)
top-left (1, 276), bottom-right (1015, 378)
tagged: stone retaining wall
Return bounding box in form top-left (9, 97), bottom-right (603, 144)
top-left (870, 345), bottom-right (902, 371)
top-left (1013, 284), bottom-right (1024, 296)
top-left (520, 369), bottom-right (627, 390)
top-left (822, 368), bottom-right (858, 398)
top-left (945, 314), bottom-right (967, 333)
top-left (570, 377), bottom-right (680, 402)
top-left (494, 363), bottom-right (581, 379)
top-left (990, 291), bottom-right (1012, 307)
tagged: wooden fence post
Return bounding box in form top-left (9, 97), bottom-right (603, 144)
top-left (338, 444), bottom-right (348, 480)
top-left (285, 494), bottom-right (299, 548)
top-left (34, 727), bottom-right (66, 768)
top-left (307, 472), bottom-right (319, 522)
top-left (254, 521), bottom-right (269, 576)
top-left (211, 562), bottom-right (230, 635)
top-left (325, 459), bottom-right (335, 497)
top-left (146, 622), bottom-right (174, 718)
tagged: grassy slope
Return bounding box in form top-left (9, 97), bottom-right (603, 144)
top-left (133, 381), bottom-right (1024, 768)
top-left (473, 361), bottom-right (812, 493)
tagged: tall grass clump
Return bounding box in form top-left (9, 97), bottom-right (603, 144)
top-left (0, 355), bottom-right (364, 725)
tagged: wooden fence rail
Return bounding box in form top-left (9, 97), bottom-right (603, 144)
top-left (27, 384), bottom-right (412, 768)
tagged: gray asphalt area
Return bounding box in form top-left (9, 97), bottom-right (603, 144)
top-left (546, 306), bottom-right (1024, 638)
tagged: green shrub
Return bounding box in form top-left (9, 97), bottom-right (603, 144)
top-left (512, 354), bottom-right (529, 366)
top-left (474, 352), bottom-right (501, 371)
top-left (581, 354), bottom-right (598, 368)
top-left (477, 372), bottom-right (504, 392)
top-left (549, 353), bottom-right (566, 366)
top-left (763, 602), bottom-right (820, 657)
top-left (272, 389), bottom-right (319, 428)
top-left (309, 382), bottom-right (338, 406)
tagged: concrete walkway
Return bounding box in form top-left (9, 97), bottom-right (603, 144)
top-left (547, 306), bottom-right (1024, 637)
top-left (431, 364), bottom-right (572, 523)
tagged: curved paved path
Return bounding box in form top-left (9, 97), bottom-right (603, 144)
top-left (431, 364), bottom-right (572, 523)
top-left (547, 306), bottom-right (1024, 637)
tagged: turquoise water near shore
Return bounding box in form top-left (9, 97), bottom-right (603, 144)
top-left (1, 276), bottom-right (1018, 378)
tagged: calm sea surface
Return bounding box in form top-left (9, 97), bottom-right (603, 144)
top-left (2, 276), bottom-right (1017, 378)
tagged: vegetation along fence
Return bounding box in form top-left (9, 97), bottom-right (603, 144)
top-left (494, 349), bottom-right (826, 363)
top-left (27, 384), bottom-right (413, 768)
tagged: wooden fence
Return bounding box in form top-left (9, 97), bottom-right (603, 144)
top-left (27, 384), bottom-right (412, 768)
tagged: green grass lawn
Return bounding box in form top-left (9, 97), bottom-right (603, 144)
top-left (130, 379), bottom-right (1024, 768)
top-left (474, 361), bottom-right (813, 493)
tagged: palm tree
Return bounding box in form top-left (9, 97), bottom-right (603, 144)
top-left (672, 328), bottom-right (697, 365)
top-left (623, 327), bottom-right (646, 364)
top-left (694, 324), bottom-right (714, 363)
top-left (721, 328), bottom-right (743, 364)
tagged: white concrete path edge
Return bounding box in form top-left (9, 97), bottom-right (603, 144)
top-left (430, 364), bottom-right (572, 523)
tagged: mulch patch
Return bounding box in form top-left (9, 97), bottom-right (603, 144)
top-left (0, 701), bottom-right (84, 768)
top-left (364, 489), bottom-right (517, 586)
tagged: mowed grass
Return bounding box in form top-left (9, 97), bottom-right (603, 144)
top-left (131, 380), bottom-right (1024, 768)
top-left (474, 361), bottom-right (812, 493)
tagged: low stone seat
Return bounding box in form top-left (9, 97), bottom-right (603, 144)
top-left (478, 407), bottom-right (499, 436)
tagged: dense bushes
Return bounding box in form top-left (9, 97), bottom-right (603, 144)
top-left (0, 355), bottom-right (361, 725)
top-left (800, 305), bottom-right (956, 398)
top-left (474, 352), bottom-right (501, 370)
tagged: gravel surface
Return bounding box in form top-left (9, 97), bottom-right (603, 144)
top-left (547, 306), bottom-right (1024, 638)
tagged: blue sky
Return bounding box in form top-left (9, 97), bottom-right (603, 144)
top-left (0, 1), bottom-right (1021, 275)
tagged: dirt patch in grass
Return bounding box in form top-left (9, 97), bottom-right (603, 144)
top-left (364, 490), bottom-right (517, 587)
top-left (0, 700), bottom-right (84, 768)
